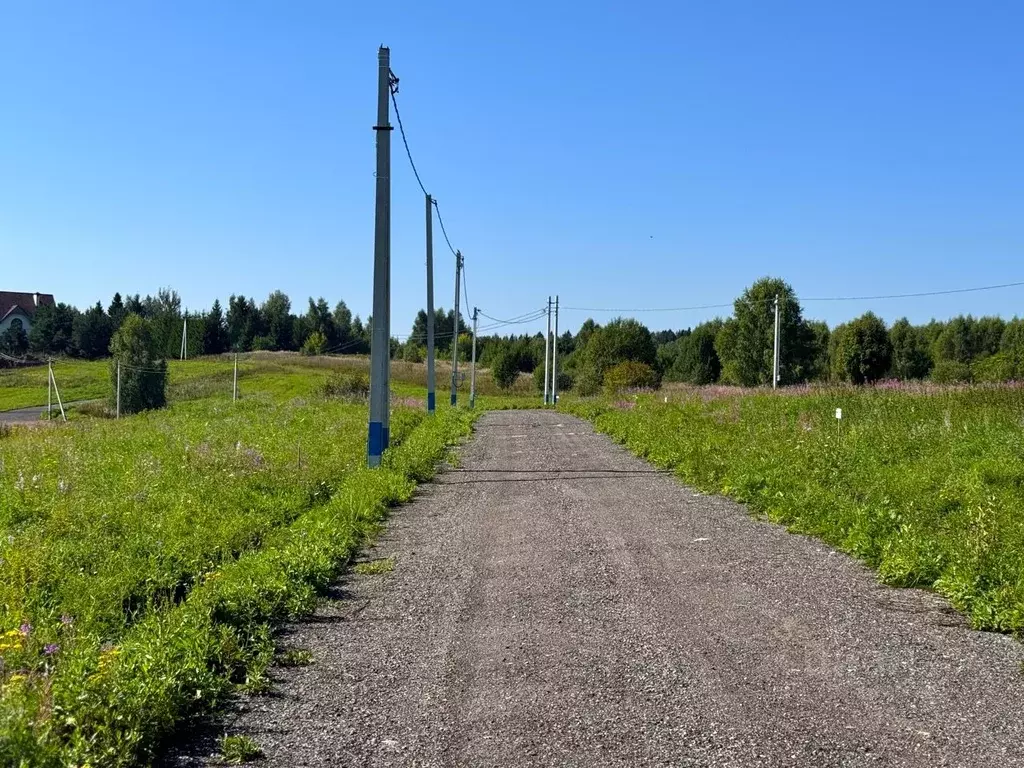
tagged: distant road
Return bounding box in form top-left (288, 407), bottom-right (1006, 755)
top-left (0, 401), bottom-right (96, 424)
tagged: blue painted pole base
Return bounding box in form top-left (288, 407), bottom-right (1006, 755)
top-left (367, 421), bottom-right (384, 467)
top-left (427, 391), bottom-right (436, 413)
top-left (450, 393), bottom-right (457, 406)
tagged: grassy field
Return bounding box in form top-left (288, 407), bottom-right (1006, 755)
top-left (565, 384), bottom-right (1024, 634)
top-left (0, 352), bottom-right (538, 413)
top-left (0, 360), bottom-right (477, 766)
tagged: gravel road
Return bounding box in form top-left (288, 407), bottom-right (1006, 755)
top-left (181, 409), bottom-right (1024, 767)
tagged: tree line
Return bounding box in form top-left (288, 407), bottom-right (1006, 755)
top-left (0, 289), bottom-right (377, 361)
top-left (6, 278), bottom-right (1024, 390)
top-left (443, 277), bottom-right (1024, 393)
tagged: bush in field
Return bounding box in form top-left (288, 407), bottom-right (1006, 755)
top-left (931, 359), bottom-right (972, 384)
top-left (574, 366), bottom-right (603, 396)
top-left (829, 312), bottom-right (892, 384)
top-left (971, 352), bottom-right (1016, 383)
top-left (109, 314), bottom-right (168, 414)
top-left (301, 330), bottom-right (327, 356)
top-left (532, 367), bottom-right (573, 393)
top-left (580, 318), bottom-right (657, 377)
top-left (402, 342), bottom-right (424, 363)
top-left (491, 350), bottom-right (520, 390)
top-left (321, 371), bottom-right (370, 399)
top-left (603, 361), bottom-right (660, 394)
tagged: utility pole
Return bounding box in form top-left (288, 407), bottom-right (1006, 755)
top-left (450, 250), bottom-right (462, 406)
top-left (233, 353), bottom-right (238, 402)
top-left (180, 316), bottom-right (187, 360)
top-left (367, 45), bottom-right (392, 468)
top-left (47, 359), bottom-right (52, 420)
top-left (773, 294), bottom-right (781, 390)
top-left (543, 296), bottom-right (551, 405)
top-left (425, 194), bottom-right (436, 414)
top-left (552, 295), bottom-right (560, 405)
top-left (470, 307), bottom-right (478, 409)
top-left (116, 361), bottom-right (121, 419)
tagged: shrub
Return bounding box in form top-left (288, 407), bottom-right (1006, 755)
top-left (491, 351), bottom-right (520, 390)
top-left (532, 367), bottom-right (573, 393)
top-left (972, 352), bottom-right (1016, 383)
top-left (321, 371), bottom-right (370, 400)
top-left (931, 360), bottom-right (972, 384)
top-left (301, 331), bottom-right (327, 356)
top-left (603, 361), bottom-right (660, 395)
top-left (574, 366), bottom-right (603, 396)
top-left (109, 314), bottom-right (168, 415)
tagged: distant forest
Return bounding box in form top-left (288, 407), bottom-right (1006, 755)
top-left (5, 278), bottom-right (1024, 390)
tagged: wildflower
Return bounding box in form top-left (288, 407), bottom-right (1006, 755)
top-left (60, 614), bottom-right (74, 627)
top-left (43, 643), bottom-right (59, 656)
top-left (19, 623), bottom-right (31, 637)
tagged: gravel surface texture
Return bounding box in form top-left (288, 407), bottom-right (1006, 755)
top-left (172, 409), bottom-right (1024, 767)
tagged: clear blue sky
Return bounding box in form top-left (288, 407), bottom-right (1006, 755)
top-left (2, 0), bottom-right (1022, 336)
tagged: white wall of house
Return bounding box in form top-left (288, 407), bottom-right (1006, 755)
top-left (0, 310), bottom-right (32, 335)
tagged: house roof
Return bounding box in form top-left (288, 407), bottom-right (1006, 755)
top-left (0, 292), bottom-right (56, 323)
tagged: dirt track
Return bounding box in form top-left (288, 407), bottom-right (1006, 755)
top-left (184, 409), bottom-right (1024, 767)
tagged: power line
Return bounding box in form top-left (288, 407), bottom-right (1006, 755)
top-left (563, 279), bottom-right (1024, 313)
top-left (388, 82), bottom-right (427, 198)
top-left (478, 308), bottom-right (547, 325)
top-left (462, 259), bottom-right (471, 316)
top-left (802, 280), bottom-right (1024, 302)
top-left (432, 200), bottom-right (458, 257)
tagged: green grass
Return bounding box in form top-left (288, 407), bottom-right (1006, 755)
top-left (0, 364), bottom-right (475, 766)
top-left (564, 385), bottom-right (1024, 634)
top-left (276, 648), bottom-right (314, 667)
top-left (353, 556), bottom-right (396, 575)
top-left (219, 734), bottom-right (263, 764)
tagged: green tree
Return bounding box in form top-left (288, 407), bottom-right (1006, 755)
top-left (73, 302), bottom-right (113, 359)
top-left (227, 295), bottom-right (261, 351)
top-left (300, 330), bottom-right (327, 356)
top-left (1, 318), bottom-right (29, 357)
top-left (491, 350), bottom-right (520, 390)
top-left (261, 290), bottom-right (294, 350)
top-left (28, 302), bottom-right (77, 356)
top-left (805, 320), bottom-right (831, 381)
top-left (579, 318), bottom-right (656, 379)
top-left (109, 314), bottom-right (167, 414)
top-left (888, 318), bottom-right (932, 380)
top-left (202, 299), bottom-right (229, 354)
top-left (142, 288), bottom-right (183, 358)
top-left (333, 300), bottom-right (353, 348)
top-left (932, 316), bottom-right (975, 365)
top-left (1000, 318), bottom-right (1024, 374)
top-left (108, 292), bottom-right (126, 331)
top-left (829, 312), bottom-right (892, 384)
top-left (663, 321), bottom-right (722, 384)
top-left (715, 278), bottom-right (814, 386)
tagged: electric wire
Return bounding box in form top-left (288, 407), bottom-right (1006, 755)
top-left (389, 84), bottom-right (427, 198)
top-left (563, 279), bottom-right (1024, 313)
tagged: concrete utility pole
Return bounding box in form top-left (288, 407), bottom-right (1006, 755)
top-left (470, 307), bottom-right (478, 409)
top-left (180, 316), bottom-right (187, 360)
top-left (543, 296), bottom-right (551, 405)
top-left (772, 294), bottom-right (781, 390)
top-left (233, 353), bottom-right (238, 402)
top-left (368, 46), bottom-right (392, 468)
top-left (425, 194), bottom-right (436, 414)
top-left (552, 295), bottom-right (560, 405)
top-left (116, 361), bottom-right (121, 419)
top-left (47, 359), bottom-right (52, 420)
top-left (450, 250), bottom-right (462, 406)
